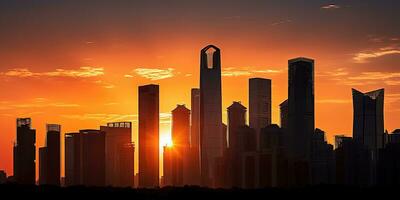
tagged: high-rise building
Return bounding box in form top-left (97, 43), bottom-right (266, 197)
top-left (352, 88), bottom-right (384, 185)
top-left (81, 129), bottom-right (106, 187)
top-left (249, 78), bottom-right (272, 150)
top-left (227, 101), bottom-right (247, 187)
top-left (101, 122), bottom-right (134, 187)
top-left (65, 132), bottom-right (81, 186)
top-left (200, 45), bottom-right (223, 187)
top-left (279, 99), bottom-right (289, 130)
top-left (352, 88), bottom-right (385, 152)
top-left (171, 105), bottom-right (191, 186)
top-left (227, 102), bottom-right (247, 149)
top-left (311, 128), bottom-right (335, 185)
top-left (190, 88), bottom-right (201, 185)
top-left (39, 124), bottom-right (61, 185)
top-left (139, 84), bottom-right (159, 188)
top-left (288, 57), bottom-right (315, 185)
top-left (13, 118), bottom-right (36, 185)
top-left (259, 124), bottom-right (288, 188)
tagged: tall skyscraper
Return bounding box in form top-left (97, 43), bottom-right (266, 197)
top-left (171, 105), bottom-right (190, 186)
top-left (13, 118), bottom-right (36, 185)
top-left (352, 88), bottom-right (384, 185)
top-left (227, 101), bottom-right (247, 187)
top-left (288, 57), bottom-right (315, 185)
top-left (249, 78), bottom-right (272, 150)
top-left (139, 84), bottom-right (159, 188)
top-left (81, 129), bottom-right (106, 187)
top-left (65, 132), bottom-right (81, 186)
top-left (227, 102), bottom-right (247, 149)
top-left (39, 124), bottom-right (61, 185)
top-left (101, 122), bottom-right (134, 187)
top-left (190, 88), bottom-right (201, 185)
top-left (352, 88), bottom-right (385, 152)
top-left (200, 45), bottom-right (223, 187)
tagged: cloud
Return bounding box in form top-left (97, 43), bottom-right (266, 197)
top-left (387, 94), bottom-right (400, 104)
top-left (61, 113), bottom-right (137, 122)
top-left (271, 19), bottom-right (292, 26)
top-left (0, 99), bottom-right (80, 109)
top-left (222, 67), bottom-right (283, 77)
top-left (321, 4), bottom-right (340, 9)
top-left (126, 68), bottom-right (175, 80)
top-left (353, 47), bottom-right (400, 63)
top-left (60, 112), bottom-right (171, 124)
top-left (321, 68), bottom-right (400, 86)
top-left (348, 72), bottom-right (400, 81)
top-left (93, 80), bottom-right (115, 89)
top-left (1, 67), bottom-right (104, 78)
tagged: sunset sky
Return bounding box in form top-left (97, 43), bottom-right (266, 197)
top-left (0, 0), bottom-right (400, 177)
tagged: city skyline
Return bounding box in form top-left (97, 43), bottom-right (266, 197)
top-left (0, 44), bottom-right (398, 188)
top-left (0, 0), bottom-right (400, 182)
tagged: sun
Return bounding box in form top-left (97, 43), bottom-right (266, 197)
top-left (160, 132), bottom-right (173, 147)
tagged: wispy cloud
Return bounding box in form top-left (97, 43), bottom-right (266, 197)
top-left (61, 113), bottom-right (137, 122)
top-left (0, 99), bottom-right (81, 109)
top-left (1, 67), bottom-right (104, 78)
top-left (93, 80), bottom-right (115, 89)
top-left (271, 19), bottom-right (292, 26)
top-left (353, 47), bottom-right (400, 63)
top-left (321, 68), bottom-right (400, 86)
top-left (222, 67), bottom-right (282, 77)
top-left (321, 4), bottom-right (340, 9)
top-left (126, 68), bottom-right (175, 80)
top-left (60, 112), bottom-right (171, 124)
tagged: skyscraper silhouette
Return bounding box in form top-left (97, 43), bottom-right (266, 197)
top-left (190, 88), bottom-right (201, 185)
top-left (39, 124), bottom-right (61, 185)
top-left (81, 129), bottom-right (106, 187)
top-left (227, 101), bottom-right (247, 187)
top-left (65, 132), bottom-right (81, 186)
top-left (171, 104), bottom-right (191, 186)
top-left (139, 84), bottom-right (159, 188)
top-left (288, 57), bottom-right (315, 185)
top-left (200, 45), bottom-right (223, 187)
top-left (101, 122), bottom-right (134, 187)
top-left (249, 78), bottom-right (272, 150)
top-left (13, 118), bottom-right (36, 185)
top-left (352, 88), bottom-right (385, 152)
top-left (352, 88), bottom-right (384, 185)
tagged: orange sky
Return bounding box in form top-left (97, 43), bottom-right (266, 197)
top-left (0, 0), bottom-right (399, 178)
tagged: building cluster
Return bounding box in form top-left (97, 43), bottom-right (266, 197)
top-left (2, 45), bottom-right (400, 188)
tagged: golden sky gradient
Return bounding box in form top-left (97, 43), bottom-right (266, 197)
top-left (0, 0), bottom-right (399, 177)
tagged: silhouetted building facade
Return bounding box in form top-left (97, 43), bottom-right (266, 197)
top-left (0, 171), bottom-right (6, 184)
top-left (259, 124), bottom-right (288, 188)
top-left (288, 58), bottom-right (315, 186)
top-left (249, 78), bottom-right (271, 150)
top-left (311, 129), bottom-right (335, 185)
top-left (81, 129), bottom-right (106, 187)
top-left (139, 84), bottom-right (159, 188)
top-left (227, 102), bottom-right (247, 187)
top-left (39, 124), bottom-right (61, 185)
top-left (279, 99), bottom-right (289, 130)
top-left (13, 118), bottom-right (36, 185)
top-left (200, 45), bottom-right (223, 187)
top-left (335, 137), bottom-right (371, 186)
top-left (101, 122), bottom-right (134, 187)
top-left (190, 88), bottom-right (201, 185)
top-left (352, 88), bottom-right (384, 185)
top-left (171, 105), bottom-right (191, 186)
top-left (65, 132), bottom-right (81, 186)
